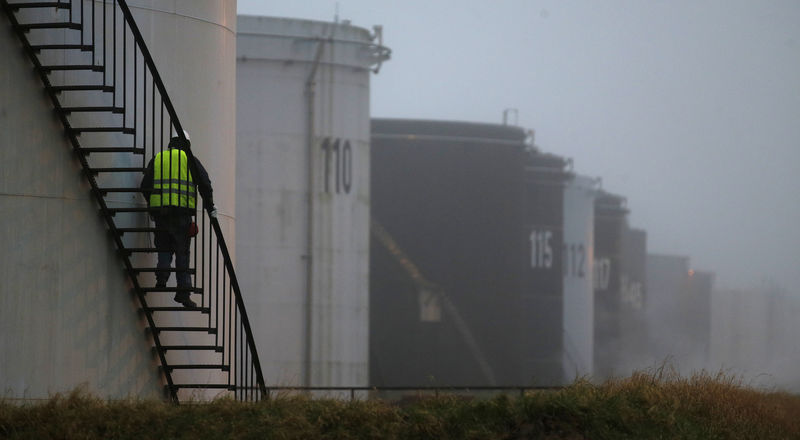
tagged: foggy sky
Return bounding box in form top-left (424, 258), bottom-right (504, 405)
top-left (238, 1), bottom-right (800, 293)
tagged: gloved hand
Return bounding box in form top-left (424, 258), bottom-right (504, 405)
top-left (209, 207), bottom-right (218, 219)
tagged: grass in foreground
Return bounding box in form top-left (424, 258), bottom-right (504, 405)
top-left (2, 369), bottom-right (799, 439)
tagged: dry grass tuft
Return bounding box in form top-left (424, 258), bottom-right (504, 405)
top-left (602, 366), bottom-right (800, 438)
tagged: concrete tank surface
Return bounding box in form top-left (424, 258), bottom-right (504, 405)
top-left (0, 1), bottom-right (237, 399)
top-left (236, 15), bottom-right (389, 387)
top-left (561, 175), bottom-right (597, 379)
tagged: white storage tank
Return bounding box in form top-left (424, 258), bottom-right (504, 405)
top-left (236, 15), bottom-right (389, 387)
top-left (0, 0), bottom-right (237, 399)
top-left (562, 174), bottom-right (597, 379)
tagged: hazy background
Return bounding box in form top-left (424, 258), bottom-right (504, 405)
top-left (238, 0), bottom-right (800, 294)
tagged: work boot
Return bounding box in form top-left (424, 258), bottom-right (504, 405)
top-left (174, 293), bottom-right (197, 309)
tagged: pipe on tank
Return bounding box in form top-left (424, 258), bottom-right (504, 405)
top-left (303, 38), bottom-right (327, 387)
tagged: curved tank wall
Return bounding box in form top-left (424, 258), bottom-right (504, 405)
top-left (617, 226), bottom-right (648, 374)
top-left (593, 191), bottom-right (629, 379)
top-left (0, 1), bottom-right (237, 400)
top-left (523, 151), bottom-right (571, 386)
top-left (370, 118), bottom-right (530, 387)
top-left (562, 174), bottom-right (597, 379)
top-left (236, 15), bottom-right (389, 387)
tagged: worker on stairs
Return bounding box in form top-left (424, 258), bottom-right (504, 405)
top-left (140, 129), bottom-right (216, 308)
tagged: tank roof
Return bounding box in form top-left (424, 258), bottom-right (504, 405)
top-left (595, 190), bottom-right (629, 215)
top-left (237, 15), bottom-right (389, 70)
top-left (568, 174), bottom-right (601, 191)
top-left (525, 150), bottom-right (573, 185)
top-left (237, 14), bottom-right (373, 42)
top-left (372, 118), bottom-right (527, 145)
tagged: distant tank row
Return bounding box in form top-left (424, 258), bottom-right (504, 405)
top-left (368, 119), bottom-right (711, 386)
top-left (234, 14), bottom-right (717, 388)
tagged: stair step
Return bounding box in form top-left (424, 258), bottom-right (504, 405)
top-left (72, 127), bottom-right (135, 135)
top-left (103, 207), bottom-right (154, 216)
top-left (97, 186), bottom-right (153, 193)
top-left (89, 167), bottom-right (145, 174)
top-left (120, 247), bottom-right (173, 254)
top-left (170, 384), bottom-right (235, 390)
top-left (30, 44), bottom-right (92, 52)
top-left (8, 2), bottom-right (71, 10)
top-left (161, 345), bottom-right (222, 352)
top-left (152, 327), bottom-right (217, 334)
top-left (79, 147), bottom-right (144, 154)
top-left (48, 84), bottom-right (113, 93)
top-left (40, 64), bottom-right (104, 72)
top-left (17, 22), bottom-right (81, 31)
top-left (63, 106), bottom-right (125, 114)
top-left (144, 307), bottom-right (210, 314)
top-left (166, 364), bottom-right (230, 372)
top-left (131, 267), bottom-right (196, 274)
top-left (115, 227), bottom-right (159, 234)
top-left (141, 286), bottom-right (203, 293)
top-left (123, 249), bottom-right (204, 257)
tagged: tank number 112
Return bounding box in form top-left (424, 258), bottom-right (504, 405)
top-left (321, 137), bottom-right (353, 194)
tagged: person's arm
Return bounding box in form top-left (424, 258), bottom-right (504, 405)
top-left (140, 157), bottom-right (155, 199)
top-left (192, 157), bottom-right (214, 209)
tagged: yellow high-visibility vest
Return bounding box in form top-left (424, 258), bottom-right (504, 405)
top-left (150, 149), bottom-right (196, 209)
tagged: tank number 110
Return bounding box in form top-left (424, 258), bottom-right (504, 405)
top-left (321, 137), bottom-right (353, 194)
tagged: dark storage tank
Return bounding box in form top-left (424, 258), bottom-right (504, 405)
top-left (370, 118), bottom-right (572, 387)
top-left (593, 191), bottom-right (629, 379)
top-left (370, 119), bottom-right (527, 386)
top-left (618, 226), bottom-right (648, 373)
top-left (522, 152), bottom-right (572, 385)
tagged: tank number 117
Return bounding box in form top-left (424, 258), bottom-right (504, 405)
top-left (321, 137), bottom-right (353, 194)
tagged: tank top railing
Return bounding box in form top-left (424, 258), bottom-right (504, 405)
top-left (1, 0), bottom-right (266, 402)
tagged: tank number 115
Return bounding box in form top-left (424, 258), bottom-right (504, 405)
top-left (530, 230), bottom-right (553, 269)
top-left (321, 137), bottom-right (353, 194)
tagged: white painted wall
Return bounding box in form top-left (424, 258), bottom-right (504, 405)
top-left (236, 15), bottom-right (387, 387)
top-left (562, 175), bottom-right (596, 379)
top-left (0, 0), bottom-right (237, 400)
top-left (0, 9), bottom-right (162, 399)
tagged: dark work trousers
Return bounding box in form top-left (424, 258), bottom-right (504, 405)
top-left (153, 213), bottom-right (193, 294)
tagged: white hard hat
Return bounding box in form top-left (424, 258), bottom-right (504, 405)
top-left (169, 128), bottom-right (191, 148)
top-left (171, 128), bottom-right (190, 141)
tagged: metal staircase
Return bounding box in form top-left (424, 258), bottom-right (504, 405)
top-left (2, 0), bottom-right (266, 402)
